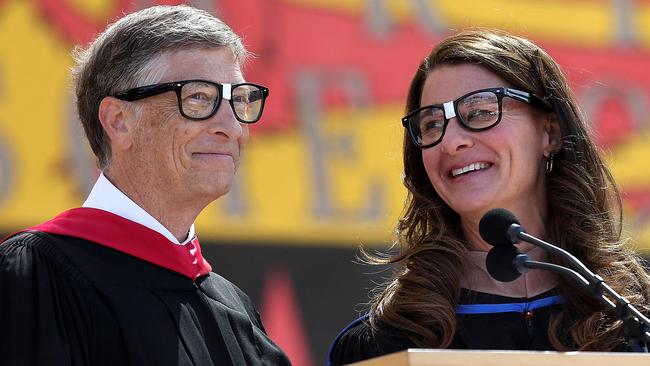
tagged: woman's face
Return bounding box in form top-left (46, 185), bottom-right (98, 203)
top-left (420, 64), bottom-right (556, 223)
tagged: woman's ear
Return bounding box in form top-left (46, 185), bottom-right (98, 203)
top-left (98, 96), bottom-right (135, 151)
top-left (542, 112), bottom-right (562, 157)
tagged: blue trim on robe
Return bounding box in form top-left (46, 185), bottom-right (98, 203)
top-left (455, 295), bottom-right (565, 315)
top-left (327, 295), bottom-right (564, 365)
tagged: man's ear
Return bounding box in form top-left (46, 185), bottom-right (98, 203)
top-left (542, 112), bottom-right (562, 157)
top-left (98, 96), bottom-right (135, 151)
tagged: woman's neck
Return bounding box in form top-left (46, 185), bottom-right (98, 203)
top-left (461, 246), bottom-right (558, 298)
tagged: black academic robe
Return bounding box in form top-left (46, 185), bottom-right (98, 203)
top-left (0, 208), bottom-right (291, 366)
top-left (328, 289), bottom-right (568, 366)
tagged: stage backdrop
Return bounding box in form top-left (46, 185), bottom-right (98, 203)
top-left (1, 0), bottom-right (649, 365)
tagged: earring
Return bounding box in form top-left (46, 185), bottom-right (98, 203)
top-left (545, 153), bottom-right (555, 173)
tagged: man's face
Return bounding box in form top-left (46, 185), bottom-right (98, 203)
top-left (128, 47), bottom-right (248, 207)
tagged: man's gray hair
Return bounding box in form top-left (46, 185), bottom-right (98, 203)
top-left (71, 5), bottom-right (248, 169)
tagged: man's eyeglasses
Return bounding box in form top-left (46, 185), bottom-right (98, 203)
top-left (113, 80), bottom-right (269, 123)
top-left (402, 87), bottom-right (551, 148)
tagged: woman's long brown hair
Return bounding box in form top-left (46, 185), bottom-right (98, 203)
top-left (367, 29), bottom-right (650, 350)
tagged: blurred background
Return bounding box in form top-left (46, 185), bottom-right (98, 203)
top-left (1, 0), bottom-right (649, 364)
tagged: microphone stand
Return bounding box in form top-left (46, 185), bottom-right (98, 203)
top-left (515, 255), bottom-right (589, 287)
top-left (509, 224), bottom-right (650, 352)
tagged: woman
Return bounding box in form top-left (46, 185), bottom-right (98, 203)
top-left (328, 30), bottom-right (650, 365)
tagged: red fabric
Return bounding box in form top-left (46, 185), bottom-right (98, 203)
top-left (261, 269), bottom-right (314, 366)
top-left (10, 207), bottom-right (211, 280)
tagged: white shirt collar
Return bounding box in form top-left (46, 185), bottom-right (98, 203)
top-left (82, 173), bottom-right (195, 245)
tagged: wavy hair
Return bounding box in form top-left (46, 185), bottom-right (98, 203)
top-left (367, 29), bottom-right (650, 350)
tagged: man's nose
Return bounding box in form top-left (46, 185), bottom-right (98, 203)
top-left (206, 102), bottom-right (243, 139)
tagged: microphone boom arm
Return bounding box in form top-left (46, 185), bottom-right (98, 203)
top-left (511, 225), bottom-right (650, 349)
top-left (521, 258), bottom-right (590, 289)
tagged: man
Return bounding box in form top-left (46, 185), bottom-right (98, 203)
top-left (0, 5), bottom-right (290, 366)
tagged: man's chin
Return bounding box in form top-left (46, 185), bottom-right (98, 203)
top-left (199, 178), bottom-right (233, 199)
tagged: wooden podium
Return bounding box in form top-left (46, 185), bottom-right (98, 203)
top-left (348, 349), bottom-right (650, 366)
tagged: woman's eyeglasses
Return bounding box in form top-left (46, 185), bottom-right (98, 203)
top-left (113, 79), bottom-right (269, 123)
top-left (402, 87), bottom-right (551, 148)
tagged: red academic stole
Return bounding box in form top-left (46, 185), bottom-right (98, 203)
top-left (14, 207), bottom-right (212, 280)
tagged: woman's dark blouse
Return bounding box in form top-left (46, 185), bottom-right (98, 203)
top-left (328, 289), bottom-right (565, 366)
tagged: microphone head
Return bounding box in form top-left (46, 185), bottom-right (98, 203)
top-left (479, 208), bottom-right (520, 247)
top-left (486, 245), bottom-right (522, 282)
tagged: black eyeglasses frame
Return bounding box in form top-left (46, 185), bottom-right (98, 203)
top-left (401, 87), bottom-right (551, 149)
top-left (113, 79), bottom-right (270, 123)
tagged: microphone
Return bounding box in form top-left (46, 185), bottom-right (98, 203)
top-left (479, 208), bottom-right (650, 350)
top-left (486, 245), bottom-right (590, 285)
top-left (478, 208), bottom-right (524, 247)
top-left (479, 208), bottom-right (595, 281)
top-left (485, 245), bottom-right (528, 282)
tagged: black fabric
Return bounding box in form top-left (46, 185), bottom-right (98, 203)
top-left (328, 289), bottom-right (565, 366)
top-left (0, 231), bottom-right (291, 366)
